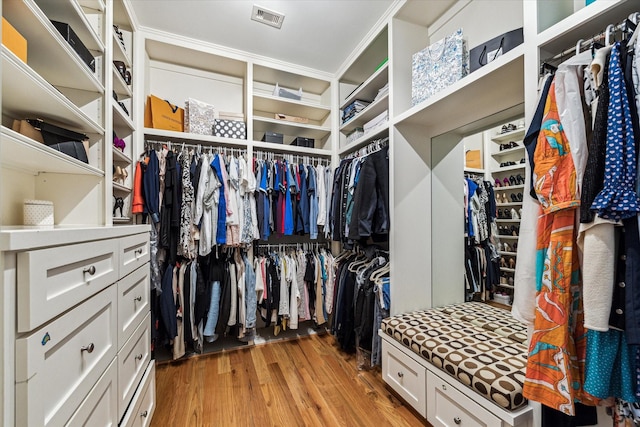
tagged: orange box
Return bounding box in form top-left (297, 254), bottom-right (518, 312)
top-left (2, 17), bottom-right (27, 63)
top-left (465, 150), bottom-right (482, 169)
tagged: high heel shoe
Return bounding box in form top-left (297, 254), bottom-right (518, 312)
top-left (113, 196), bottom-right (124, 217)
top-left (512, 242), bottom-right (518, 252)
top-left (495, 178), bottom-right (502, 188)
top-left (511, 226), bottom-right (520, 236)
top-left (509, 175), bottom-right (517, 186)
top-left (511, 208), bottom-right (520, 219)
top-left (502, 177), bottom-right (510, 187)
top-left (500, 257), bottom-right (507, 268)
top-left (509, 257), bottom-right (516, 269)
top-left (516, 192), bottom-right (523, 202)
top-left (503, 242), bottom-right (512, 252)
top-left (515, 174), bottom-right (524, 185)
top-left (113, 166), bottom-right (127, 184)
top-left (511, 193), bottom-right (518, 202)
top-left (497, 209), bottom-right (503, 219)
top-left (502, 193), bottom-right (509, 204)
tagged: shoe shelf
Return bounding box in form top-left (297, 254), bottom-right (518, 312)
top-left (496, 202), bottom-right (522, 207)
top-left (495, 184), bottom-right (524, 191)
top-left (491, 127), bottom-right (525, 143)
top-left (496, 283), bottom-right (515, 290)
top-left (499, 251), bottom-right (517, 257)
top-left (112, 63), bottom-right (133, 99)
top-left (498, 235), bottom-right (519, 239)
top-left (496, 163), bottom-right (526, 172)
top-left (492, 146), bottom-right (524, 157)
top-left (112, 146), bottom-right (132, 165)
top-left (112, 182), bottom-right (131, 193)
top-left (500, 267), bottom-right (516, 274)
top-left (113, 103), bottom-right (134, 131)
top-left (496, 219), bottom-right (521, 223)
top-left (113, 216), bottom-right (132, 224)
top-left (35, 0), bottom-right (105, 53)
top-left (112, 30), bottom-right (131, 68)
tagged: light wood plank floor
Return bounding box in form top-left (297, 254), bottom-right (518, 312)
top-left (151, 333), bottom-right (427, 427)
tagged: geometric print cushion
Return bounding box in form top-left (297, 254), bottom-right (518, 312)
top-left (382, 305), bottom-right (528, 411)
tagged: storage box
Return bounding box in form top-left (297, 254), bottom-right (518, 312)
top-left (261, 131), bottom-right (283, 144)
top-left (469, 28), bottom-right (523, 73)
top-left (51, 21), bottom-right (95, 72)
top-left (290, 137), bottom-right (314, 148)
top-left (493, 294), bottom-right (511, 305)
top-left (465, 150), bottom-right (482, 169)
top-left (23, 199), bottom-right (54, 227)
top-left (185, 98), bottom-right (216, 135)
top-left (213, 119), bottom-right (246, 139)
top-left (2, 17), bottom-right (27, 63)
top-left (275, 113), bottom-right (309, 124)
top-left (273, 83), bottom-right (302, 100)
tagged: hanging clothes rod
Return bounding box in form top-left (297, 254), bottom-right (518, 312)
top-left (253, 150), bottom-right (330, 166)
top-left (542, 12), bottom-right (639, 66)
top-left (344, 137), bottom-right (389, 159)
top-left (145, 138), bottom-right (248, 155)
top-left (254, 241), bottom-right (331, 251)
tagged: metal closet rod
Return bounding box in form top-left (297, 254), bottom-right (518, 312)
top-left (144, 138), bottom-right (248, 155)
top-left (254, 241), bottom-right (331, 250)
top-left (253, 149), bottom-right (331, 166)
top-left (543, 12), bottom-right (640, 66)
top-left (343, 137), bottom-right (389, 159)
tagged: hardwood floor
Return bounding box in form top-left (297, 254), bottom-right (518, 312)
top-left (151, 333), bottom-right (427, 427)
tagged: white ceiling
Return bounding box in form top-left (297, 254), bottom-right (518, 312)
top-left (128, 0), bottom-right (396, 75)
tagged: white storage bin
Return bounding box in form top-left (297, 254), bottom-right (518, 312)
top-left (23, 199), bottom-right (54, 227)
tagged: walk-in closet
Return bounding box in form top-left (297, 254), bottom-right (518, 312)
top-left (2, 1), bottom-right (640, 426)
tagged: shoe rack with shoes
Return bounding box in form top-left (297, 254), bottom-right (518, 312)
top-left (490, 119), bottom-right (526, 305)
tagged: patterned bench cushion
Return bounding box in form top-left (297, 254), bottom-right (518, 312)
top-left (382, 304), bottom-right (528, 411)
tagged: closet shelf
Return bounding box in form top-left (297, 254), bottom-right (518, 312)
top-left (499, 251), bottom-right (517, 257)
top-left (395, 45), bottom-right (524, 133)
top-left (340, 62), bottom-right (388, 110)
top-left (500, 267), bottom-right (516, 273)
top-left (497, 235), bottom-right (519, 239)
top-left (112, 63), bottom-right (132, 99)
top-left (113, 146), bottom-right (132, 164)
top-left (490, 128), bottom-right (525, 143)
top-left (252, 141), bottom-right (332, 157)
top-left (496, 219), bottom-right (521, 223)
top-left (144, 128), bottom-right (250, 148)
top-left (253, 93), bottom-right (330, 122)
top-left (3, 0), bottom-right (104, 93)
top-left (495, 163), bottom-right (525, 172)
top-left (253, 117), bottom-right (331, 141)
top-left (496, 283), bottom-right (514, 289)
top-left (113, 217), bottom-right (131, 224)
top-left (2, 48), bottom-right (104, 135)
top-left (77, 0), bottom-right (105, 12)
top-left (537, 0), bottom-right (639, 55)
top-left (464, 167), bottom-right (485, 174)
top-left (340, 92), bottom-right (389, 133)
top-left (112, 182), bottom-right (131, 193)
top-left (35, 0), bottom-right (105, 53)
top-left (496, 202), bottom-right (522, 207)
top-left (112, 102), bottom-right (134, 131)
top-left (112, 30), bottom-right (132, 68)
top-left (339, 124), bottom-right (389, 156)
top-left (495, 184), bottom-right (524, 191)
top-left (492, 146), bottom-right (524, 157)
top-left (1, 126), bottom-right (104, 177)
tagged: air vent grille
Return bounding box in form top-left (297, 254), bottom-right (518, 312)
top-left (251, 5), bottom-right (285, 29)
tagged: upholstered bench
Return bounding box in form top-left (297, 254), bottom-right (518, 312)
top-left (380, 302), bottom-right (534, 427)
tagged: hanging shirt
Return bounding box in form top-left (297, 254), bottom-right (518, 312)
top-left (211, 154), bottom-right (227, 245)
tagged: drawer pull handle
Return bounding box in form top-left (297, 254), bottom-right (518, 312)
top-left (83, 265), bottom-right (96, 276)
top-left (442, 384), bottom-right (447, 391)
top-left (454, 417), bottom-right (461, 425)
top-left (134, 248), bottom-right (143, 257)
top-left (135, 353), bottom-right (143, 361)
top-left (397, 371), bottom-right (404, 378)
top-left (140, 410), bottom-right (148, 418)
top-left (81, 343), bottom-right (95, 354)
top-left (134, 295), bottom-right (142, 302)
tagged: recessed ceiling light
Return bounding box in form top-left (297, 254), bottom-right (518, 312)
top-left (251, 5), bottom-right (285, 29)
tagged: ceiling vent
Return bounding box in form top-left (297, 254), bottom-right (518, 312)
top-left (251, 5), bottom-right (285, 29)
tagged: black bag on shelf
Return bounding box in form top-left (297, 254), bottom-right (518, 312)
top-left (469, 28), bottom-right (523, 73)
top-left (51, 20), bottom-right (96, 72)
top-left (26, 119), bottom-right (89, 163)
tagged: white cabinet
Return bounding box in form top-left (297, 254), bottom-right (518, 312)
top-left (381, 337), bottom-right (426, 417)
top-left (119, 363), bottom-right (156, 427)
top-left (427, 371), bottom-right (502, 427)
top-left (0, 227), bottom-right (153, 426)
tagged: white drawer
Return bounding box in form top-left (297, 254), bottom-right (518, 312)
top-left (427, 370), bottom-right (502, 427)
top-left (118, 312), bottom-right (151, 421)
top-left (120, 362), bottom-right (156, 427)
top-left (118, 265), bottom-right (150, 350)
top-left (120, 233), bottom-right (150, 279)
top-left (65, 358), bottom-right (118, 427)
top-left (17, 238), bottom-right (119, 332)
top-left (15, 286), bottom-right (118, 427)
top-left (381, 338), bottom-right (426, 417)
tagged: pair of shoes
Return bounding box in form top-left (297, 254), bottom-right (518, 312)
top-left (511, 208), bottom-right (520, 219)
top-left (500, 161), bottom-right (517, 167)
top-left (497, 208), bottom-right (504, 219)
top-left (515, 174), bottom-right (524, 185)
top-left (499, 141), bottom-right (519, 151)
top-left (500, 275), bottom-right (508, 284)
top-left (113, 132), bottom-right (126, 151)
top-left (509, 175), bottom-right (518, 186)
top-left (113, 165), bottom-right (128, 184)
top-left (499, 193), bottom-right (508, 204)
top-left (510, 193), bottom-right (523, 202)
top-left (113, 25), bottom-right (126, 51)
top-left (520, 158), bottom-right (526, 164)
top-left (500, 124), bottom-right (517, 134)
top-left (509, 257), bottom-right (516, 269)
top-left (510, 225), bottom-right (520, 236)
top-left (112, 91), bottom-right (130, 116)
top-left (113, 196), bottom-right (124, 217)
top-left (500, 257), bottom-right (507, 268)
top-left (113, 60), bottom-right (132, 85)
